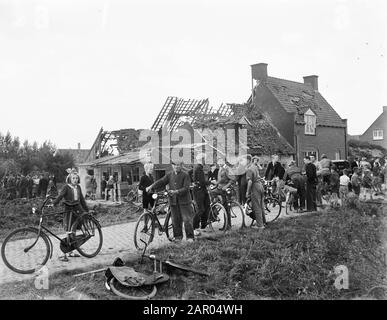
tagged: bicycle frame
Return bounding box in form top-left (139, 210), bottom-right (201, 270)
top-left (147, 191), bottom-right (170, 234)
top-left (25, 196), bottom-right (85, 255)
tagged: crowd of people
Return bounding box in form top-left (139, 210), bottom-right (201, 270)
top-left (0, 172), bottom-right (58, 200)
top-left (139, 153), bottom-right (387, 242)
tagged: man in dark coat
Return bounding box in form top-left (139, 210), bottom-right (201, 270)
top-left (265, 154), bottom-right (285, 181)
top-left (147, 161), bottom-right (194, 242)
top-left (265, 154), bottom-right (285, 200)
top-left (304, 156), bottom-right (318, 211)
top-left (191, 154), bottom-right (211, 235)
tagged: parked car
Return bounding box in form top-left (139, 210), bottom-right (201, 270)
top-left (332, 160), bottom-right (351, 176)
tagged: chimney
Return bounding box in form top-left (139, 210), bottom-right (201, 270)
top-left (251, 63), bottom-right (268, 81)
top-left (383, 106), bottom-right (387, 113)
top-left (303, 75), bottom-right (318, 91)
top-left (78, 143), bottom-right (81, 150)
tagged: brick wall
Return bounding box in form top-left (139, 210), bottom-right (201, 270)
top-left (295, 124), bottom-right (347, 163)
top-left (254, 83), bottom-right (347, 166)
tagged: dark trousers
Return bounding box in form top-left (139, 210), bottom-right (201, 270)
top-left (238, 175), bottom-right (247, 205)
top-left (170, 202), bottom-right (195, 240)
top-left (292, 177), bottom-right (305, 210)
top-left (352, 185), bottom-right (360, 196)
top-left (306, 182), bottom-right (317, 211)
top-left (193, 189), bottom-right (210, 229)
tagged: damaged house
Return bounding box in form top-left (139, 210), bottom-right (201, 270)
top-left (249, 63), bottom-right (348, 165)
top-left (79, 95), bottom-right (295, 198)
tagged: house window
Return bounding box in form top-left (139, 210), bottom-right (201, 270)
top-left (373, 129), bottom-right (383, 140)
top-left (335, 151), bottom-right (341, 160)
top-left (304, 109), bottom-right (316, 135)
top-left (303, 151), bottom-right (318, 159)
top-left (132, 167), bottom-right (140, 183)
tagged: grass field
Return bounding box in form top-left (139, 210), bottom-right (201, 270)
top-left (1, 200), bottom-right (385, 300)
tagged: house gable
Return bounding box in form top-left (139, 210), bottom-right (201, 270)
top-left (359, 107), bottom-right (387, 148)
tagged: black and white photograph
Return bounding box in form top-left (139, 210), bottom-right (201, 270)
top-left (0, 0), bottom-right (386, 307)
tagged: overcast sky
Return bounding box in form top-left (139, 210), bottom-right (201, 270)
top-left (0, 0), bottom-right (386, 149)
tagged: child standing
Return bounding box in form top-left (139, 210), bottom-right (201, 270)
top-left (339, 169), bottom-right (350, 203)
top-left (51, 171), bottom-right (89, 261)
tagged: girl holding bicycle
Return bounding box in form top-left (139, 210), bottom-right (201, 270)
top-left (51, 171), bottom-right (89, 261)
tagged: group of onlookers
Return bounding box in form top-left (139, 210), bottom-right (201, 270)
top-left (138, 154), bottom-right (286, 242)
top-left (0, 173), bottom-right (57, 200)
top-left (100, 175), bottom-right (119, 201)
top-left (348, 156), bottom-right (386, 199)
top-left (90, 153), bottom-right (386, 243)
top-left (285, 154), bottom-right (387, 209)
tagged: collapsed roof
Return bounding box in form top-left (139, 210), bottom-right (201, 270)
top-left (84, 95), bottom-right (296, 166)
top-left (152, 97), bottom-right (295, 155)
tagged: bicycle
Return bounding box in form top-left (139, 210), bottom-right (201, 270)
top-left (105, 244), bottom-right (209, 300)
top-left (283, 181), bottom-right (298, 215)
top-left (121, 184), bottom-right (143, 214)
top-left (244, 179), bottom-right (283, 225)
top-left (1, 196), bottom-right (103, 274)
top-left (133, 191), bottom-right (175, 251)
top-left (205, 185), bottom-right (230, 232)
top-left (219, 186), bottom-right (246, 229)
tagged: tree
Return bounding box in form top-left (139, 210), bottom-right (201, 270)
top-left (0, 132), bottom-right (76, 182)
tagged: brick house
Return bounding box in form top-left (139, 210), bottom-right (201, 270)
top-left (357, 106), bottom-right (387, 149)
top-left (249, 63), bottom-right (348, 165)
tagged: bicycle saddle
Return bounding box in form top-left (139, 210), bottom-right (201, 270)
top-left (62, 200), bottom-right (80, 207)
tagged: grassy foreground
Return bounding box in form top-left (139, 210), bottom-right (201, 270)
top-left (1, 200), bottom-right (386, 300)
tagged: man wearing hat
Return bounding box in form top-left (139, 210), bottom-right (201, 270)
top-left (147, 160), bottom-right (195, 242)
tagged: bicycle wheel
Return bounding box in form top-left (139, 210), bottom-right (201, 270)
top-left (229, 201), bottom-right (245, 228)
top-left (133, 211), bottom-right (155, 250)
top-left (1, 227), bottom-right (50, 274)
top-left (164, 210), bottom-right (174, 241)
top-left (71, 214), bottom-right (103, 258)
top-left (264, 197), bottom-right (282, 223)
top-left (209, 202), bottom-right (228, 232)
top-left (108, 278), bottom-right (157, 300)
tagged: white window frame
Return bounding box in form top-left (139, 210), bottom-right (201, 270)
top-left (373, 129), bottom-right (383, 140)
top-left (303, 151), bottom-right (318, 159)
top-left (335, 151), bottom-right (340, 160)
top-left (304, 109), bottom-right (316, 135)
